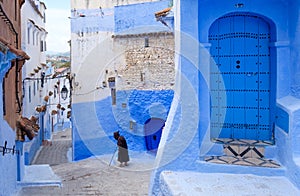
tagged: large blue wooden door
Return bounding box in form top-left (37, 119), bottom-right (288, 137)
top-left (209, 13), bottom-right (274, 142)
top-left (144, 118), bottom-right (165, 151)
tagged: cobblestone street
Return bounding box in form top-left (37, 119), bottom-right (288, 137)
top-left (16, 129), bottom-right (154, 196)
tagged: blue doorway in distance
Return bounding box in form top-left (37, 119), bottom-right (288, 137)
top-left (144, 118), bottom-right (165, 152)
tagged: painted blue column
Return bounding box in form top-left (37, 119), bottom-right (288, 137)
top-left (15, 140), bottom-right (23, 181)
top-left (39, 112), bottom-right (45, 144)
top-left (290, 1), bottom-right (300, 98)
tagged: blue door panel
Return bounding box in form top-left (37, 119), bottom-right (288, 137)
top-left (233, 108), bottom-right (245, 124)
top-left (245, 16), bottom-right (258, 33)
top-left (221, 74), bottom-right (231, 90)
top-left (259, 74), bottom-right (270, 89)
top-left (259, 19), bottom-right (270, 34)
top-left (219, 39), bottom-right (231, 56)
top-left (245, 75), bottom-right (258, 90)
top-left (219, 17), bottom-right (232, 34)
top-left (233, 127), bottom-right (246, 139)
top-left (259, 39), bottom-right (269, 54)
top-left (209, 38), bottom-right (219, 55)
top-left (245, 109), bottom-right (258, 124)
top-left (210, 74), bottom-right (219, 89)
top-left (246, 130), bottom-right (258, 140)
top-left (211, 108), bottom-right (219, 122)
top-left (210, 91), bottom-right (219, 108)
top-left (244, 57), bottom-right (258, 72)
top-left (245, 92), bottom-right (258, 107)
top-left (233, 39), bottom-right (244, 55)
top-left (259, 109), bottom-right (270, 125)
top-left (219, 128), bottom-right (232, 138)
top-left (260, 92), bottom-right (270, 107)
top-left (233, 16), bottom-right (245, 32)
top-left (209, 13), bottom-right (273, 142)
top-left (219, 57), bottom-right (231, 72)
top-left (259, 57), bottom-right (270, 72)
top-left (232, 91), bottom-right (245, 107)
top-left (245, 38), bottom-right (258, 54)
top-left (258, 129), bottom-right (270, 140)
top-left (233, 74), bottom-right (245, 89)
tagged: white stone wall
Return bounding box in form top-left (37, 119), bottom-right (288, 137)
top-left (110, 32), bottom-right (175, 90)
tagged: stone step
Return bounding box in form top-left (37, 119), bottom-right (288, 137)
top-left (204, 155), bottom-right (280, 168)
top-left (223, 144), bottom-right (264, 158)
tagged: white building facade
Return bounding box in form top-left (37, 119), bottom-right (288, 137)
top-left (20, 0), bottom-right (48, 167)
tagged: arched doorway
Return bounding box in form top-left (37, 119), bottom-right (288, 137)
top-left (144, 118), bottom-right (165, 151)
top-left (209, 12), bottom-right (275, 142)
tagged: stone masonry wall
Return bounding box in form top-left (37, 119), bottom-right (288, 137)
top-left (111, 32), bottom-right (175, 91)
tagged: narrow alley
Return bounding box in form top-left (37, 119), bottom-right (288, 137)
top-left (16, 129), bottom-right (154, 196)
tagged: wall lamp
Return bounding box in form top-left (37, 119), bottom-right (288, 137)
top-left (61, 85), bottom-right (68, 100)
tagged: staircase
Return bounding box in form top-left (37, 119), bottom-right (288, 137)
top-left (204, 138), bottom-right (280, 168)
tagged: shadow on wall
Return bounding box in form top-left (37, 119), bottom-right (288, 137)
top-left (98, 89), bottom-right (174, 152)
top-left (72, 89), bottom-right (174, 160)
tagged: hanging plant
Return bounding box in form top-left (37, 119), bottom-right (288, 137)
top-left (35, 106), bottom-right (42, 113)
top-left (49, 91), bottom-right (53, 96)
top-left (67, 111), bottom-right (71, 118)
top-left (51, 110), bottom-right (58, 115)
top-left (57, 104), bottom-right (61, 109)
top-left (44, 95), bottom-right (49, 102)
top-left (30, 116), bottom-right (38, 123)
top-left (41, 105), bottom-right (47, 112)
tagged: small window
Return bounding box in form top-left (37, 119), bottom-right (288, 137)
top-left (27, 27), bottom-right (30, 44)
top-left (44, 41), bottom-right (47, 51)
top-left (40, 40), bottom-right (43, 52)
top-left (33, 81), bottom-right (36, 96)
top-left (36, 34), bottom-right (39, 46)
top-left (111, 88), bottom-right (116, 105)
top-left (32, 32), bottom-right (35, 45)
top-left (29, 86), bottom-right (31, 103)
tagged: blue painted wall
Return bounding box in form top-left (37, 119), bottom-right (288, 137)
top-left (71, 8), bottom-right (114, 33)
top-left (114, 0), bottom-right (172, 34)
top-left (72, 90), bottom-right (174, 161)
top-left (0, 51), bottom-right (19, 196)
top-left (71, 1), bottom-right (173, 35)
top-left (150, 0), bottom-right (300, 194)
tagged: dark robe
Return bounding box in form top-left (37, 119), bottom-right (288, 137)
top-left (117, 136), bottom-right (129, 162)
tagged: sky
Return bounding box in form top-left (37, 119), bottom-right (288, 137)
top-left (43, 0), bottom-right (71, 53)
